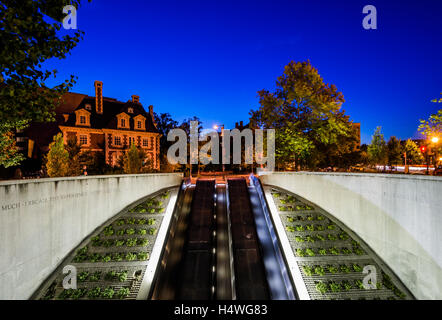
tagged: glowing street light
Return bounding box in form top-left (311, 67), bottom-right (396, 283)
top-left (431, 136), bottom-right (439, 143)
top-left (213, 125), bottom-right (219, 130)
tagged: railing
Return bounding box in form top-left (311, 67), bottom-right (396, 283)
top-left (250, 174), bottom-right (296, 300)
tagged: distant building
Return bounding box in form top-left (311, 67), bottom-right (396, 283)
top-left (23, 81), bottom-right (160, 169)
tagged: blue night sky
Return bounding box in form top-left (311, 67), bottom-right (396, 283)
top-left (43, 0), bottom-right (442, 144)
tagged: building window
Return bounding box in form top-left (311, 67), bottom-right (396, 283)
top-left (128, 108), bottom-right (134, 114)
top-left (85, 104), bottom-right (92, 111)
top-left (128, 137), bottom-right (135, 146)
top-left (137, 121), bottom-right (142, 129)
top-left (79, 116), bottom-right (86, 124)
top-left (143, 139), bottom-right (148, 147)
top-left (114, 136), bottom-right (121, 146)
top-left (121, 119), bottom-right (126, 128)
top-left (79, 135), bottom-right (88, 145)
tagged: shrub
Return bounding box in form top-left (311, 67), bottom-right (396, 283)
top-left (287, 216), bottom-right (296, 223)
top-left (329, 247), bottom-right (339, 255)
top-left (126, 228), bottom-right (136, 235)
top-left (101, 287), bottom-right (114, 299)
top-left (116, 288), bottom-right (130, 299)
top-left (352, 264), bottom-right (362, 272)
top-left (354, 248), bottom-right (364, 255)
top-left (327, 265), bottom-right (338, 274)
top-left (138, 252), bottom-right (149, 260)
top-left (317, 215), bottom-right (325, 221)
top-left (89, 272), bottom-right (101, 282)
top-left (286, 226), bottom-right (295, 232)
top-left (318, 248), bottom-right (327, 255)
top-left (116, 219), bottom-right (125, 226)
top-left (58, 289), bottom-right (73, 299)
top-left (354, 279), bottom-right (365, 290)
top-left (125, 252), bottom-right (137, 261)
top-left (112, 253), bottom-right (123, 262)
top-left (316, 234), bottom-right (325, 241)
top-left (315, 266), bottom-right (325, 276)
top-left (87, 287), bottom-right (101, 298)
top-left (148, 219), bottom-right (156, 225)
top-left (307, 215), bottom-right (314, 221)
top-left (148, 228), bottom-right (157, 235)
top-left (327, 234), bottom-right (337, 241)
top-left (342, 281), bottom-right (352, 291)
top-left (78, 272), bottom-right (89, 282)
top-left (295, 249), bottom-right (305, 257)
top-left (327, 224), bottom-right (336, 230)
top-left (137, 219), bottom-right (146, 225)
top-left (117, 229), bottom-right (125, 236)
top-left (149, 208), bottom-right (156, 214)
top-left (158, 208), bottom-right (165, 214)
top-left (279, 206), bottom-right (287, 211)
top-left (305, 248), bottom-right (315, 256)
top-left (306, 235), bottom-right (315, 243)
top-left (330, 282), bottom-right (341, 292)
top-left (339, 232), bottom-right (349, 241)
top-left (340, 265), bottom-right (351, 273)
top-left (138, 229), bottom-right (147, 235)
top-left (115, 239), bottom-right (125, 247)
top-left (102, 254), bottom-right (112, 263)
top-left (137, 238), bottom-right (149, 246)
top-left (103, 240), bottom-right (114, 248)
top-left (341, 247), bottom-right (352, 255)
top-left (302, 265), bottom-right (314, 276)
top-left (71, 288), bottom-right (87, 300)
top-left (295, 236), bottom-right (304, 243)
top-left (126, 238), bottom-right (138, 247)
top-left (91, 236), bottom-right (101, 246)
top-left (315, 281), bottom-right (328, 294)
top-left (125, 218), bottom-right (136, 225)
top-left (296, 225), bottom-right (304, 232)
top-left (89, 253), bottom-right (103, 263)
top-left (316, 225), bottom-right (325, 231)
top-left (306, 225), bottom-right (315, 232)
top-left (103, 226), bottom-right (114, 236)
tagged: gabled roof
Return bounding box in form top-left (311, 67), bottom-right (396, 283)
top-left (58, 94), bottom-right (159, 133)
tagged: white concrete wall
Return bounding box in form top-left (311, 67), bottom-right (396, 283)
top-left (0, 173), bottom-right (182, 300)
top-left (260, 172), bottom-right (442, 300)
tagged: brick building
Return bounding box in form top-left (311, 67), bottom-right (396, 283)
top-left (23, 81), bottom-right (160, 170)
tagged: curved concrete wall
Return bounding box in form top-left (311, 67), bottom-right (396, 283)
top-left (0, 173), bottom-right (183, 300)
top-left (260, 172), bottom-right (442, 300)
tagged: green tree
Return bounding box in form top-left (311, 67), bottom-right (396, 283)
top-left (368, 127), bottom-right (387, 167)
top-left (386, 136), bottom-right (402, 167)
top-left (402, 139), bottom-right (424, 165)
top-left (249, 60), bottom-right (352, 170)
top-left (418, 108), bottom-right (442, 156)
top-left (0, 120), bottom-right (27, 167)
top-left (46, 133), bottom-right (69, 177)
top-left (0, 0), bottom-right (89, 166)
top-left (122, 143), bottom-right (147, 174)
top-left (154, 112), bottom-right (179, 172)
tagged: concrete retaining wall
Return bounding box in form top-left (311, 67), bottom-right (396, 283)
top-left (260, 172), bottom-right (442, 300)
top-left (0, 173), bottom-right (183, 300)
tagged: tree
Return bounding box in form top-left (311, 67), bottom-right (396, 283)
top-left (46, 133), bottom-right (69, 177)
top-left (402, 139), bottom-right (424, 165)
top-left (386, 136), bottom-right (402, 167)
top-left (65, 137), bottom-right (82, 176)
top-left (122, 143), bottom-right (147, 174)
top-left (154, 112), bottom-right (179, 171)
top-left (0, 120), bottom-right (27, 168)
top-left (249, 60), bottom-right (352, 170)
top-left (368, 127), bottom-right (387, 167)
top-left (418, 107), bottom-right (442, 156)
top-left (0, 0), bottom-right (88, 166)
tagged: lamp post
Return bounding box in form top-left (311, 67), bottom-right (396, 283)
top-left (430, 136), bottom-right (440, 168)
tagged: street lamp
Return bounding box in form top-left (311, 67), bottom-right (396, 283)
top-left (431, 136), bottom-right (439, 144)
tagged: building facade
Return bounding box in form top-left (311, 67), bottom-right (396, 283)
top-left (24, 81), bottom-right (160, 170)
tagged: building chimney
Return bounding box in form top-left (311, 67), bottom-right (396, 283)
top-left (240, 121), bottom-right (243, 127)
top-left (132, 95), bottom-right (140, 104)
top-left (148, 105), bottom-right (156, 127)
top-left (235, 122), bottom-right (238, 128)
top-left (94, 81), bottom-right (103, 114)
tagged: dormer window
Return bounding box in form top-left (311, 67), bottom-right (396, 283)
top-left (128, 108), bottom-right (134, 114)
top-left (116, 112), bottom-right (130, 129)
top-left (85, 104), bottom-right (92, 111)
top-left (133, 114), bottom-right (146, 131)
top-left (75, 109), bottom-right (91, 127)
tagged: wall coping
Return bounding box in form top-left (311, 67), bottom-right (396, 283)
top-left (0, 173), bottom-right (183, 186)
top-left (261, 171), bottom-right (442, 182)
